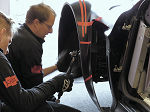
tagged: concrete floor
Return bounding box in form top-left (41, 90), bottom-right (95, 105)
top-left (44, 71), bottom-right (112, 112)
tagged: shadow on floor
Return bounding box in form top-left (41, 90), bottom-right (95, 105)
top-left (44, 71), bottom-right (112, 112)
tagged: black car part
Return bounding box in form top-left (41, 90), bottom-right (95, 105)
top-left (58, 0), bottom-right (150, 112)
top-left (58, 1), bottom-right (108, 111)
top-left (108, 0), bottom-right (150, 111)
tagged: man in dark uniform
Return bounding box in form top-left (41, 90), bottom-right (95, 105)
top-left (6, 3), bottom-right (62, 90)
top-left (0, 11), bottom-right (81, 112)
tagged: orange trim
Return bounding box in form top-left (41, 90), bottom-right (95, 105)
top-left (80, 41), bottom-right (91, 44)
top-left (77, 17), bottom-right (102, 27)
top-left (83, 0), bottom-right (87, 33)
top-left (31, 65), bottom-right (42, 74)
top-left (3, 75), bottom-right (19, 88)
top-left (85, 75), bottom-right (92, 82)
top-left (79, 0), bottom-right (84, 37)
top-left (77, 21), bottom-right (93, 26)
top-left (78, 1), bottom-right (102, 38)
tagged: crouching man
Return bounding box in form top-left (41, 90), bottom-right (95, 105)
top-left (0, 11), bottom-right (80, 112)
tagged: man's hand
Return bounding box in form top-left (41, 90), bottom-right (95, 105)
top-left (51, 74), bottom-right (74, 92)
top-left (56, 50), bottom-right (71, 72)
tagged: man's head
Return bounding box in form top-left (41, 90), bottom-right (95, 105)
top-left (25, 3), bottom-right (56, 39)
top-left (0, 12), bottom-right (13, 54)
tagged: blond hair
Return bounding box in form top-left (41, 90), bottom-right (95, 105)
top-left (0, 12), bottom-right (13, 36)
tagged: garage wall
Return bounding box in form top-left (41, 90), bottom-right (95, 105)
top-left (0, 0), bottom-right (10, 16)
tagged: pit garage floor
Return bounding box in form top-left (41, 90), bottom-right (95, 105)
top-left (44, 71), bottom-right (112, 112)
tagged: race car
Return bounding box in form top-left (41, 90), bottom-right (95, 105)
top-left (58, 0), bottom-right (150, 111)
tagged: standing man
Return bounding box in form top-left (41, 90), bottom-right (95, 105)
top-left (0, 11), bottom-right (81, 112)
top-left (7, 3), bottom-right (64, 90)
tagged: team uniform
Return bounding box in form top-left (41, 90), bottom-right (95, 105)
top-left (7, 24), bottom-right (45, 89)
top-left (0, 49), bottom-right (80, 112)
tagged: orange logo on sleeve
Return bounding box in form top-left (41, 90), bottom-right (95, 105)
top-left (31, 65), bottom-right (42, 74)
top-left (3, 75), bottom-right (19, 88)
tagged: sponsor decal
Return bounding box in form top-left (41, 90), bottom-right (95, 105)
top-left (31, 65), bottom-right (42, 74)
top-left (3, 75), bottom-right (19, 88)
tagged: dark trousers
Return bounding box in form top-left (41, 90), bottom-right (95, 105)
top-left (1, 101), bottom-right (81, 112)
top-left (35, 101), bottom-right (81, 112)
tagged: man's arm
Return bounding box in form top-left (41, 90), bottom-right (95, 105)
top-left (42, 65), bottom-right (57, 77)
top-left (0, 53), bottom-right (73, 112)
top-left (43, 50), bottom-right (70, 77)
top-left (0, 53), bottom-right (55, 112)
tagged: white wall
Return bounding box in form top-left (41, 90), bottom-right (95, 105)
top-left (0, 0), bottom-right (10, 16)
top-left (8, 0), bottom-right (138, 69)
top-left (42, 0), bottom-right (139, 68)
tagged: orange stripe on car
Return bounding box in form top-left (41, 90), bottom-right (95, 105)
top-left (80, 41), bottom-right (91, 44)
top-left (85, 75), bottom-right (92, 82)
top-left (79, 0), bottom-right (84, 37)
